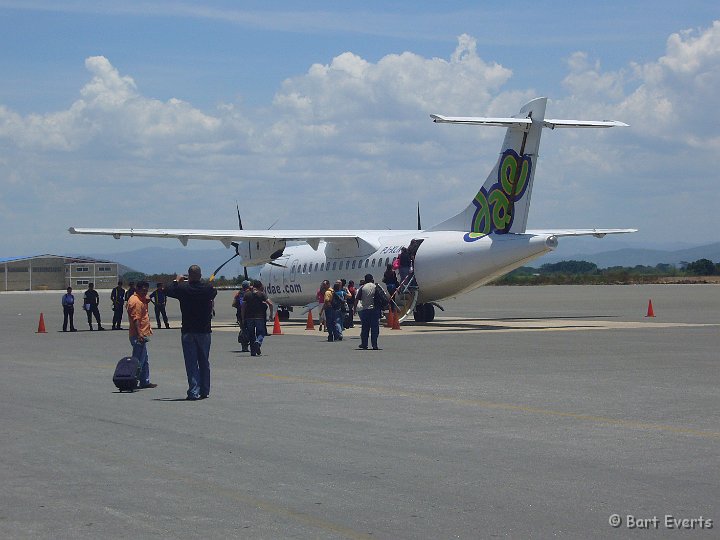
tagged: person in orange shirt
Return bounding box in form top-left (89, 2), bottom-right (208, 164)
top-left (127, 280), bottom-right (157, 389)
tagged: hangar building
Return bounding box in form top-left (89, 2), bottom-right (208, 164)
top-left (0, 255), bottom-right (120, 291)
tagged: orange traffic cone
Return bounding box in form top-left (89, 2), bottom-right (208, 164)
top-left (305, 311), bottom-right (315, 330)
top-left (385, 310), bottom-right (394, 328)
top-left (645, 300), bottom-right (656, 318)
top-left (391, 310), bottom-right (401, 330)
top-left (272, 312), bottom-right (283, 335)
top-left (36, 313), bottom-right (47, 333)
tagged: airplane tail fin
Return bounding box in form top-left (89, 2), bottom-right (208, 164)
top-left (428, 97), bottom-right (628, 240)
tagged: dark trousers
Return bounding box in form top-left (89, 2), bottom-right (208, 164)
top-left (112, 306), bottom-right (124, 328)
top-left (154, 305), bottom-right (168, 327)
top-left (86, 305), bottom-right (101, 327)
top-left (181, 333), bottom-right (211, 398)
top-left (63, 306), bottom-right (75, 331)
top-left (359, 308), bottom-right (381, 349)
top-left (244, 318), bottom-right (267, 355)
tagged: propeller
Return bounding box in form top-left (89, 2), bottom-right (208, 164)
top-left (237, 202), bottom-right (250, 280)
top-left (209, 241), bottom-right (241, 282)
top-left (208, 204), bottom-right (285, 282)
top-left (209, 202), bottom-right (247, 282)
top-left (417, 202), bottom-right (422, 230)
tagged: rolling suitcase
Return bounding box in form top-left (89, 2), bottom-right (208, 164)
top-left (113, 356), bottom-right (139, 392)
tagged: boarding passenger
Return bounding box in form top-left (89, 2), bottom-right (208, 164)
top-left (340, 279), bottom-right (352, 329)
top-left (61, 287), bottom-right (77, 332)
top-left (354, 273), bottom-right (384, 350)
top-left (316, 280), bottom-right (330, 332)
top-left (242, 280), bottom-right (273, 357)
top-left (83, 283), bottom-right (105, 331)
top-left (345, 280), bottom-right (357, 328)
top-left (110, 280), bottom-right (125, 330)
top-left (233, 280), bottom-right (252, 352)
top-left (398, 247), bottom-right (412, 285)
top-left (126, 281), bottom-right (157, 389)
top-left (323, 281), bottom-right (344, 342)
top-left (165, 265), bottom-right (217, 401)
top-left (149, 282), bottom-right (170, 329)
top-left (382, 264), bottom-right (399, 296)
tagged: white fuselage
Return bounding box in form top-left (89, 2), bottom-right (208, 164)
top-left (258, 230), bottom-right (557, 307)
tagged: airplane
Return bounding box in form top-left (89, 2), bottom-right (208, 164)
top-left (70, 97), bottom-right (636, 323)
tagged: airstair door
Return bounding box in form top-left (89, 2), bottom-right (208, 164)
top-left (393, 238), bottom-right (424, 321)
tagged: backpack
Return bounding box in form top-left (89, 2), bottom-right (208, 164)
top-left (373, 284), bottom-right (390, 311)
top-left (331, 291), bottom-right (348, 312)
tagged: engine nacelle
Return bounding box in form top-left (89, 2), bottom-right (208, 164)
top-left (237, 239), bottom-right (286, 267)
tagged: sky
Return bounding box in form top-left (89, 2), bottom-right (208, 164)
top-left (1, 0), bottom-right (720, 259)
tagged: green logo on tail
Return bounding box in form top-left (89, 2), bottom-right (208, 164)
top-left (464, 149), bottom-right (531, 242)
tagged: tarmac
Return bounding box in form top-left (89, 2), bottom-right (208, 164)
top-left (1, 284), bottom-right (718, 538)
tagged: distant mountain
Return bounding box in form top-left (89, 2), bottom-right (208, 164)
top-left (533, 241), bottom-right (720, 268)
top-left (81, 240), bottom-right (720, 276)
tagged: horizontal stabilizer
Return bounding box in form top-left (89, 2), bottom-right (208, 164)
top-left (543, 119), bottom-right (629, 129)
top-left (430, 115), bottom-right (628, 130)
top-left (430, 114), bottom-right (531, 127)
top-left (526, 228), bottom-right (638, 238)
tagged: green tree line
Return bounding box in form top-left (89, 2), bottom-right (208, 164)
top-left (493, 258), bottom-right (720, 285)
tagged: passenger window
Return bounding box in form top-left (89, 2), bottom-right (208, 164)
top-left (315, 263), bottom-right (319, 272)
top-left (371, 259), bottom-right (376, 267)
top-left (320, 263), bottom-right (325, 271)
top-left (332, 262), bottom-right (337, 271)
top-left (364, 259), bottom-right (369, 268)
top-left (302, 264), bottom-right (307, 274)
top-left (351, 260), bottom-right (356, 269)
top-left (386, 257), bottom-right (390, 266)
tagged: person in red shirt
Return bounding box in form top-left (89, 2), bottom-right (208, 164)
top-left (127, 280), bottom-right (157, 389)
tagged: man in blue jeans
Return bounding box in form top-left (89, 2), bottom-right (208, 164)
top-left (354, 273), bottom-right (383, 350)
top-left (126, 281), bottom-right (156, 389)
top-left (164, 265), bottom-right (217, 400)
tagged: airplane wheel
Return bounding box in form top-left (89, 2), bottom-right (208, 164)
top-left (278, 309), bottom-right (290, 321)
top-left (413, 303), bottom-right (435, 323)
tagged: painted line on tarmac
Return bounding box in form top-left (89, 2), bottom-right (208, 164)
top-left (213, 318), bottom-right (719, 335)
top-left (257, 374), bottom-right (720, 440)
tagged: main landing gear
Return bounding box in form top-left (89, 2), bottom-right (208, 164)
top-left (277, 306), bottom-right (291, 321)
top-left (413, 303), bottom-right (436, 323)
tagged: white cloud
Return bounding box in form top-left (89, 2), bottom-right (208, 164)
top-left (0, 55), bottom-right (225, 156)
top-left (1, 24), bottom-right (720, 256)
top-left (622, 22), bottom-right (720, 147)
top-left (562, 52), bottom-right (625, 100)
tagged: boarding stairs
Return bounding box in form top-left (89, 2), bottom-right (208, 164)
top-left (390, 274), bottom-right (419, 322)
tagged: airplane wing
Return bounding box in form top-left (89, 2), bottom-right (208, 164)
top-left (525, 228), bottom-right (638, 238)
top-left (68, 227), bottom-right (383, 264)
top-left (69, 227), bottom-right (367, 245)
